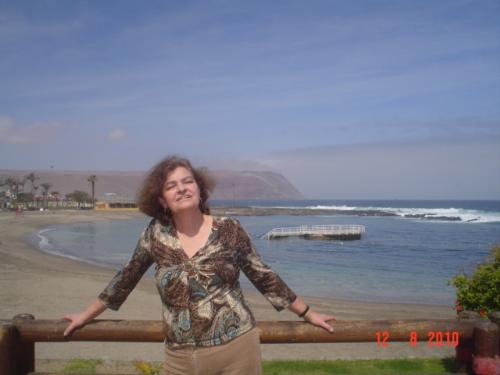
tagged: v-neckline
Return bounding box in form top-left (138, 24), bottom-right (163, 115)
top-left (174, 216), bottom-right (215, 261)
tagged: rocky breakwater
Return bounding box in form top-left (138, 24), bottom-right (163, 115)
top-left (212, 206), bottom-right (398, 217)
top-left (212, 206), bottom-right (467, 222)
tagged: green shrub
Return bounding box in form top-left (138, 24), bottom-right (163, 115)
top-left (61, 358), bottom-right (102, 374)
top-left (133, 361), bottom-right (163, 375)
top-left (449, 244), bottom-right (500, 316)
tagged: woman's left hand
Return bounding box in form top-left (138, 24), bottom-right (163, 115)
top-left (303, 310), bottom-right (336, 333)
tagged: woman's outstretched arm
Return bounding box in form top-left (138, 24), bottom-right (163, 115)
top-left (287, 296), bottom-right (336, 333)
top-left (62, 222), bottom-right (155, 337)
top-left (233, 218), bottom-right (337, 333)
top-left (62, 298), bottom-right (107, 337)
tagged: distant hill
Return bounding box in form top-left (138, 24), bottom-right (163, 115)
top-left (0, 169), bottom-right (303, 201)
top-left (209, 170), bottom-right (303, 200)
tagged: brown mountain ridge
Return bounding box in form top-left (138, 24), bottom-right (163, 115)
top-left (0, 169), bottom-right (304, 201)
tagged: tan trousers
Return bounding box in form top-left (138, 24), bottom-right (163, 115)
top-left (164, 328), bottom-right (262, 375)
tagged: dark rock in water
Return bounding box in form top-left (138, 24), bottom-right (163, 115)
top-left (357, 210), bottom-right (397, 217)
top-left (429, 216), bottom-right (461, 221)
top-left (403, 213), bottom-right (462, 221)
top-left (212, 206), bottom-right (399, 217)
top-left (215, 206), bottom-right (464, 222)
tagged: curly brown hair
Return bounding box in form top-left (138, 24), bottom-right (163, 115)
top-left (137, 155), bottom-right (215, 225)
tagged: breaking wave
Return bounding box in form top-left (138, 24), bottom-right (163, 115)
top-left (266, 205), bottom-right (500, 223)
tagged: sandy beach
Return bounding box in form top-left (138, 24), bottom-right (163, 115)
top-left (0, 210), bottom-right (457, 369)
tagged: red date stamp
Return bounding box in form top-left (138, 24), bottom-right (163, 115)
top-left (376, 331), bottom-right (460, 348)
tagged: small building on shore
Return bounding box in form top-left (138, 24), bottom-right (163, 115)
top-left (95, 193), bottom-right (138, 211)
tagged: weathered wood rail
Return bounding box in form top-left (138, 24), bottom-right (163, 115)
top-left (1, 313), bottom-right (499, 375)
top-left (263, 224), bottom-right (366, 240)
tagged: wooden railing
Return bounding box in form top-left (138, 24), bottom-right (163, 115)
top-left (1, 313), bottom-right (498, 375)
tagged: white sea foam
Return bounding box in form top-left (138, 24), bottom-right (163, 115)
top-left (36, 228), bottom-right (56, 252)
top-left (260, 205), bottom-right (500, 223)
top-left (36, 227), bottom-right (112, 268)
top-left (307, 205), bottom-right (358, 211)
top-left (378, 207), bottom-right (500, 223)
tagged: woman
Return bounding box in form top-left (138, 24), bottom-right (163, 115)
top-left (63, 155), bottom-right (336, 375)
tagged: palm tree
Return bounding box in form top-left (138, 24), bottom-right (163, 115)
top-left (0, 178), bottom-right (5, 209)
top-left (24, 172), bottom-right (39, 209)
top-left (41, 183), bottom-right (52, 209)
top-left (87, 175), bottom-right (97, 209)
top-left (33, 184), bottom-right (39, 208)
top-left (14, 177), bottom-right (24, 196)
top-left (5, 177), bottom-right (16, 208)
top-left (51, 191), bottom-right (60, 207)
top-left (17, 178), bottom-right (25, 210)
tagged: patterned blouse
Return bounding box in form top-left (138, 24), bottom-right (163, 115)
top-left (98, 216), bottom-right (297, 348)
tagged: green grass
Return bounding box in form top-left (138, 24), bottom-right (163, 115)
top-left (262, 358), bottom-right (457, 374)
top-left (57, 357), bottom-right (457, 374)
top-left (61, 358), bottom-right (102, 374)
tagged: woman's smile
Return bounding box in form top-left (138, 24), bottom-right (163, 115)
top-left (159, 166), bottom-right (202, 213)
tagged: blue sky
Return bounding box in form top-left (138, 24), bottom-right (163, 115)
top-left (1, 1), bottom-right (499, 198)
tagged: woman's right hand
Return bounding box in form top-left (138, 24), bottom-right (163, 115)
top-left (63, 313), bottom-right (86, 337)
top-left (61, 299), bottom-right (108, 337)
top-left (62, 312), bottom-right (88, 337)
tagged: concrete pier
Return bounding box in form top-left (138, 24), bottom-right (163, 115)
top-left (263, 224), bottom-right (365, 240)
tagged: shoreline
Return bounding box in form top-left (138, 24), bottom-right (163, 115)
top-left (0, 210), bottom-right (457, 363)
top-left (31, 210), bottom-right (452, 308)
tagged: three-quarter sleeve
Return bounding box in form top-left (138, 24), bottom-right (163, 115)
top-left (234, 219), bottom-right (297, 311)
top-left (98, 223), bottom-right (154, 311)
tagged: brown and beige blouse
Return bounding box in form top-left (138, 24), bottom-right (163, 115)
top-left (98, 216), bottom-right (297, 348)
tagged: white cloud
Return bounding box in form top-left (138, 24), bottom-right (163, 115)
top-left (0, 117), bottom-right (65, 144)
top-left (108, 129), bottom-right (126, 142)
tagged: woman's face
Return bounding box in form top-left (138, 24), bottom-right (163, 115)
top-left (159, 166), bottom-right (201, 214)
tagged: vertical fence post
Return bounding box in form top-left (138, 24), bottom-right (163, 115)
top-left (0, 321), bottom-right (18, 375)
top-left (472, 320), bottom-right (499, 375)
top-left (456, 311), bottom-right (480, 374)
top-left (488, 311), bottom-right (500, 352)
top-left (12, 314), bottom-right (35, 375)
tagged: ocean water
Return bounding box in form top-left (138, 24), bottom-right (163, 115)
top-left (32, 200), bottom-right (500, 306)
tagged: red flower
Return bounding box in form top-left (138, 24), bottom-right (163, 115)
top-left (454, 300), bottom-right (464, 312)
